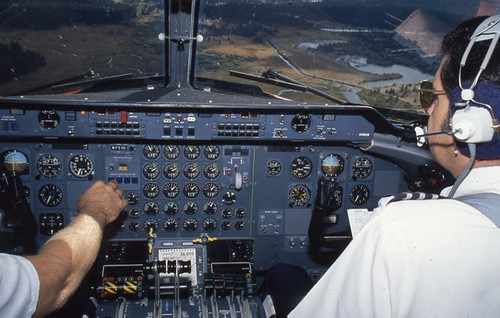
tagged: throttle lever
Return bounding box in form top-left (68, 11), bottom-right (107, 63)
top-left (308, 177), bottom-right (342, 246)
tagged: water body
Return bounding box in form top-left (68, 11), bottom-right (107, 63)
top-left (296, 39), bottom-right (347, 50)
top-left (355, 63), bottom-right (433, 88)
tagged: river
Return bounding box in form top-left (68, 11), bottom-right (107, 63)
top-left (355, 63), bottom-right (433, 88)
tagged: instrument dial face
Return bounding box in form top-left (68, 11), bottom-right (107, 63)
top-left (144, 218), bottom-right (159, 231)
top-left (290, 157), bottom-right (313, 179)
top-left (143, 162), bottom-right (160, 179)
top-left (164, 163), bottom-right (180, 179)
top-left (144, 201), bottom-right (160, 215)
top-left (164, 202), bottom-right (179, 215)
top-left (203, 218), bottom-right (217, 231)
top-left (203, 202), bottom-right (218, 215)
top-left (321, 154), bottom-right (345, 177)
top-left (203, 163), bottom-right (220, 179)
top-left (183, 182), bottom-right (200, 198)
top-left (183, 163), bottom-right (200, 179)
top-left (203, 183), bottom-right (219, 198)
top-left (291, 114), bottom-right (311, 133)
top-left (183, 218), bottom-right (198, 231)
top-left (125, 192), bottom-right (139, 205)
top-left (289, 184), bottom-right (311, 206)
top-left (352, 157), bottom-right (373, 180)
top-left (164, 219), bottom-right (178, 231)
top-left (39, 184), bottom-right (63, 207)
top-left (38, 110), bottom-right (60, 130)
top-left (129, 221), bottom-right (140, 232)
top-left (184, 145), bottom-right (201, 160)
top-left (2, 150), bottom-right (29, 173)
top-left (37, 155), bottom-right (62, 178)
top-left (266, 160), bottom-right (282, 176)
top-left (143, 145), bottom-right (160, 159)
top-left (164, 145), bottom-right (180, 160)
top-left (184, 202), bottom-right (198, 214)
top-left (143, 182), bottom-right (160, 198)
top-left (163, 183), bottom-right (180, 198)
top-left (128, 209), bottom-right (140, 219)
top-left (222, 191), bottom-right (236, 205)
top-left (69, 154), bottom-right (93, 178)
top-left (349, 184), bottom-right (370, 205)
top-left (204, 145), bottom-right (221, 160)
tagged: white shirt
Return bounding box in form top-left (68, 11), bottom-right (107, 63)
top-left (0, 253), bottom-right (39, 318)
top-left (290, 166), bottom-right (500, 318)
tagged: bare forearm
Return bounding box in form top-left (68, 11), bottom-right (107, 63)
top-left (28, 214), bottom-right (104, 317)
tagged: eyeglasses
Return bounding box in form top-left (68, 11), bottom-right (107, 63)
top-left (418, 79), bottom-right (446, 112)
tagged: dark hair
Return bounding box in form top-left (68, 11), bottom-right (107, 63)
top-left (440, 16), bottom-right (500, 95)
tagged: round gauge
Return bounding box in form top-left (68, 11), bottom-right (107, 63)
top-left (39, 184), bottom-right (63, 207)
top-left (184, 202), bottom-right (198, 214)
top-left (125, 192), bottom-right (139, 205)
top-left (164, 145), bottom-right (180, 160)
top-left (222, 191), bottom-right (236, 205)
top-left (183, 218), bottom-right (198, 231)
top-left (129, 221), bottom-right (140, 232)
top-left (289, 184), bottom-right (311, 206)
top-left (164, 219), bottom-right (178, 231)
top-left (204, 202), bottom-right (218, 215)
top-left (321, 154), bottom-right (345, 177)
top-left (266, 160), bottom-right (282, 176)
top-left (37, 155), bottom-right (62, 178)
top-left (352, 157), bottom-right (373, 180)
top-left (3, 150), bottom-right (29, 173)
top-left (38, 110), bottom-right (60, 130)
top-left (291, 114), bottom-right (311, 133)
top-left (183, 183), bottom-right (200, 198)
top-left (69, 154), bottom-right (93, 178)
top-left (144, 201), bottom-right (160, 215)
top-left (203, 163), bottom-right (220, 179)
top-left (183, 163), bottom-right (200, 179)
top-left (164, 202), bottom-right (179, 215)
top-left (143, 145), bottom-right (160, 159)
top-left (350, 184), bottom-right (370, 205)
top-left (222, 209), bottom-right (232, 218)
top-left (164, 163), bottom-right (180, 179)
top-left (235, 220), bottom-right (246, 231)
top-left (128, 209), bottom-right (140, 219)
top-left (203, 183), bottom-right (219, 198)
top-left (204, 145), bottom-right (221, 160)
top-left (143, 182), bottom-right (160, 198)
top-left (203, 218), bottom-right (218, 231)
top-left (184, 145), bottom-right (201, 160)
top-left (163, 183), bottom-right (180, 198)
top-left (144, 219), bottom-right (159, 231)
top-left (143, 162), bottom-right (160, 179)
top-left (290, 157), bottom-right (313, 179)
top-left (221, 220), bottom-right (232, 231)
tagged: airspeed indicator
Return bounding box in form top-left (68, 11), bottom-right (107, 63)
top-left (69, 154), bottom-right (93, 178)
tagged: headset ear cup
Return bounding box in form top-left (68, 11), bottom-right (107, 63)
top-left (452, 106), bottom-right (494, 143)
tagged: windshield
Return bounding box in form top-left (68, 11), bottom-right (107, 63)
top-left (0, 0), bottom-right (165, 95)
top-left (0, 0), bottom-right (492, 119)
top-left (193, 0), bottom-right (488, 115)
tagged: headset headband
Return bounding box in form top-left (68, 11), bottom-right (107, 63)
top-left (460, 15), bottom-right (500, 92)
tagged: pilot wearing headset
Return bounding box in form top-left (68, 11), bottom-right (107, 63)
top-left (289, 15), bottom-right (500, 317)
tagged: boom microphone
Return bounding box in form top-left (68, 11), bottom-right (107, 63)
top-left (414, 126), bottom-right (456, 147)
